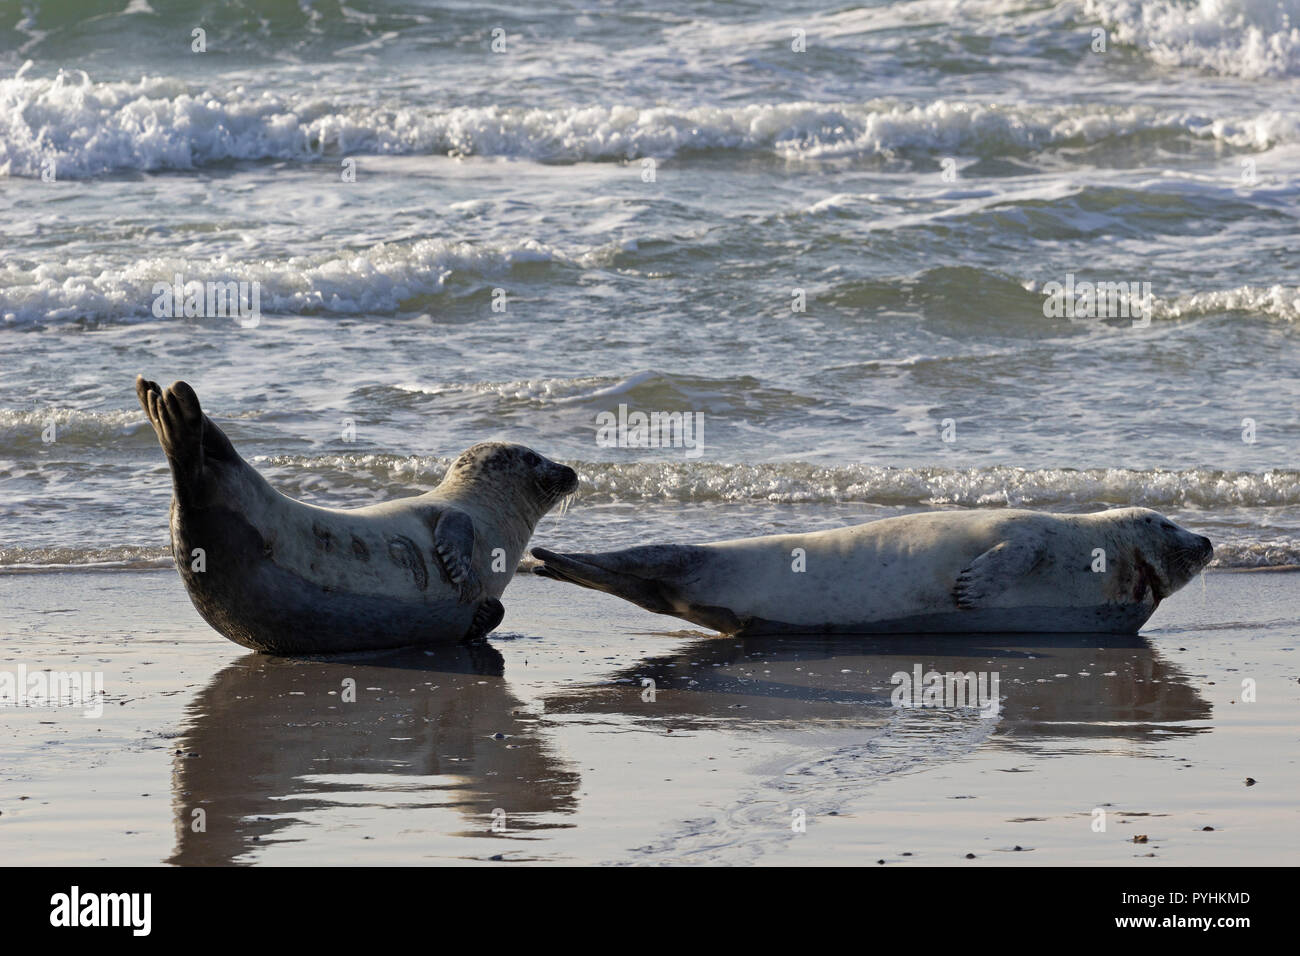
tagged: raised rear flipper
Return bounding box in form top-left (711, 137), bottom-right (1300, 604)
top-left (136, 376), bottom-right (242, 489)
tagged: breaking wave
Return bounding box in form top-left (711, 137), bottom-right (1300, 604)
top-left (2, 68), bottom-right (1295, 178)
top-left (1084, 0), bottom-right (1300, 78)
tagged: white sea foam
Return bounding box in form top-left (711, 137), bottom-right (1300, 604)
top-left (3, 243), bottom-right (1291, 327)
top-left (0, 237), bottom-right (573, 323)
top-left (1149, 283), bottom-right (1300, 322)
top-left (244, 455), bottom-right (1300, 510)
top-left (1084, 0), bottom-right (1300, 77)
top-left (2, 68), bottom-right (1295, 178)
top-left (0, 546), bottom-right (173, 573)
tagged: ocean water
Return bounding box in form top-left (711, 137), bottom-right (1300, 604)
top-left (1, 0), bottom-right (1299, 581)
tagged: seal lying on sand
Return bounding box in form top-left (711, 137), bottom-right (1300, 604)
top-left (137, 376), bottom-right (577, 654)
top-left (532, 508), bottom-right (1212, 635)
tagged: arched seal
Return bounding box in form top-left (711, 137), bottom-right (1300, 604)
top-left (136, 376), bottom-right (577, 654)
top-left (532, 508), bottom-right (1213, 635)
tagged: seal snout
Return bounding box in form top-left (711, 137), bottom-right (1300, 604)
top-left (555, 463), bottom-right (579, 496)
top-left (1197, 535), bottom-right (1214, 562)
top-left (543, 462), bottom-right (579, 514)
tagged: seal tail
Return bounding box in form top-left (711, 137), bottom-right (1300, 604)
top-left (530, 545), bottom-right (690, 616)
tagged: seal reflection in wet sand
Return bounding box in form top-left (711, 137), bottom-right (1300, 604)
top-left (167, 645), bottom-right (580, 865)
top-left (136, 376), bottom-right (577, 654)
top-left (533, 508), bottom-right (1213, 635)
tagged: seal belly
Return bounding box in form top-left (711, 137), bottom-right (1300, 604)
top-left (700, 530), bottom-right (1153, 634)
top-left (734, 602), bottom-right (1156, 636)
top-left (696, 525), bottom-right (981, 628)
top-left (172, 503), bottom-right (473, 654)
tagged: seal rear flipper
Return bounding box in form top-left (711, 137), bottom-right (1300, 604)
top-left (137, 376), bottom-right (204, 480)
top-left (463, 597), bottom-right (504, 642)
top-left (136, 376), bottom-right (242, 482)
top-left (531, 546), bottom-right (681, 616)
top-left (953, 537), bottom-right (1047, 610)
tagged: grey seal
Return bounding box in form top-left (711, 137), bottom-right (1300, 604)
top-left (532, 508), bottom-right (1212, 635)
top-left (136, 376), bottom-right (577, 654)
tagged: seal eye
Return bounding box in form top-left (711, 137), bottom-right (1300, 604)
top-left (523, 451), bottom-right (540, 467)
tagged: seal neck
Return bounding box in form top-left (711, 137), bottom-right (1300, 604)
top-left (436, 475), bottom-right (548, 552)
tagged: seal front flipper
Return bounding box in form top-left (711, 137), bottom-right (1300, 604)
top-left (463, 597), bottom-right (504, 642)
top-left (953, 537), bottom-right (1046, 609)
top-left (433, 508), bottom-right (480, 602)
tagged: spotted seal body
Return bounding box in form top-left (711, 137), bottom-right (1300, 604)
top-left (137, 376), bottom-right (577, 654)
top-left (532, 509), bottom-right (1213, 635)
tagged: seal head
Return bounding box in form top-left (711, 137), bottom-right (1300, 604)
top-left (1103, 507), bottom-right (1214, 605)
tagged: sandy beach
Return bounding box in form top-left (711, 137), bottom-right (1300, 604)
top-left (3, 565), bottom-right (1295, 866)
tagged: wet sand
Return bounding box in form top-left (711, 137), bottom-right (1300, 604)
top-left (1, 568), bottom-right (1296, 865)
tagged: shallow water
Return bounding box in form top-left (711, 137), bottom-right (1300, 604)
top-left (1, 0), bottom-right (1299, 575)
